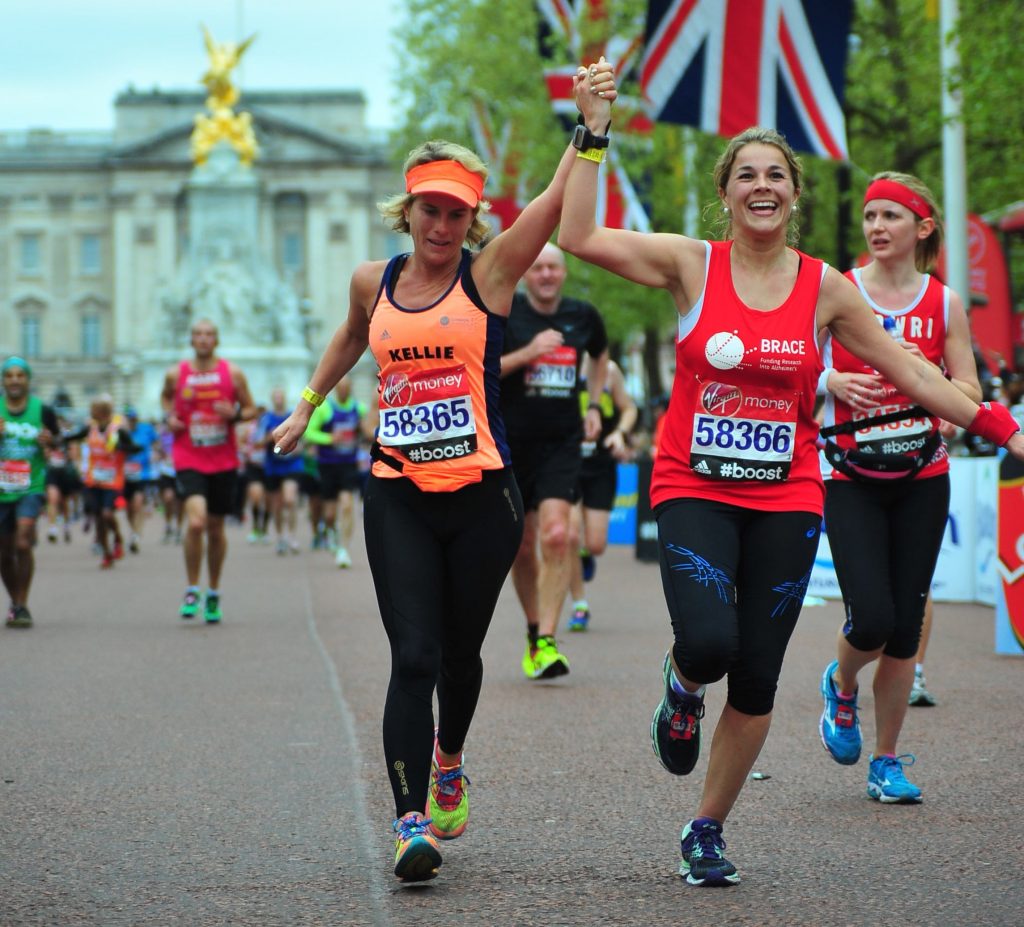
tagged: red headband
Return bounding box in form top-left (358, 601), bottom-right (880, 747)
top-left (405, 160), bottom-right (484, 208)
top-left (863, 179), bottom-right (932, 219)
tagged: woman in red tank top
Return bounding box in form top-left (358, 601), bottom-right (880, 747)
top-left (559, 69), bottom-right (1024, 885)
top-left (815, 173), bottom-right (980, 805)
top-left (269, 61), bottom-right (621, 888)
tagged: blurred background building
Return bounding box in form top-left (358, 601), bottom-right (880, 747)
top-left (0, 88), bottom-right (401, 418)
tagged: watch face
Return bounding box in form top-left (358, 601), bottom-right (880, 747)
top-left (571, 124), bottom-right (588, 151)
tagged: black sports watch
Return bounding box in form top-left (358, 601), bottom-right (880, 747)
top-left (571, 123), bottom-right (610, 152)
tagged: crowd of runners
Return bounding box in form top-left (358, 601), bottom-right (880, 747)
top-left (5, 58), bottom-right (1024, 894)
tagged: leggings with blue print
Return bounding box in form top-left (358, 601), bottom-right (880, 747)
top-left (656, 498), bottom-right (821, 716)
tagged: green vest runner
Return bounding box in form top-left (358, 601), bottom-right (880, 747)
top-left (0, 395), bottom-right (46, 501)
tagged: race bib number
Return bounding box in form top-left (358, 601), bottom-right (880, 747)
top-left (189, 412), bottom-right (228, 448)
top-left (0, 460), bottom-right (30, 492)
top-left (332, 423), bottom-right (357, 454)
top-left (125, 460), bottom-right (143, 480)
top-left (854, 403), bottom-right (932, 456)
top-left (689, 380), bottom-right (798, 482)
top-left (49, 450), bottom-right (67, 467)
top-left (378, 366), bottom-right (478, 464)
top-left (91, 466), bottom-right (116, 485)
top-left (525, 346), bottom-right (577, 397)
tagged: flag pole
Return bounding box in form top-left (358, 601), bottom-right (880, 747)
top-left (940, 0), bottom-right (969, 302)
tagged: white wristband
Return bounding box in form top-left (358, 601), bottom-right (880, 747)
top-left (816, 368), bottom-right (834, 397)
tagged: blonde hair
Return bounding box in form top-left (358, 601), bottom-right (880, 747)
top-left (378, 140), bottom-right (492, 247)
top-left (865, 171), bottom-right (943, 273)
top-left (706, 127), bottom-right (804, 246)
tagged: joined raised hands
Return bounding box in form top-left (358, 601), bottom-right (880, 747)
top-left (573, 55), bottom-right (617, 128)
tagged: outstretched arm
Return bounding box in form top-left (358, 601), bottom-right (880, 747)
top-left (272, 263), bottom-right (378, 454)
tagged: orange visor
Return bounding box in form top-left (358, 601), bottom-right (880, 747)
top-left (405, 160), bottom-right (485, 208)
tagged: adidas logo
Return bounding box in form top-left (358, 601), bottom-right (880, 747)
top-left (694, 460), bottom-right (711, 475)
top-left (379, 329), bottom-right (392, 340)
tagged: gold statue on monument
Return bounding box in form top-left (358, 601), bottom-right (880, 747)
top-left (190, 26), bottom-right (259, 167)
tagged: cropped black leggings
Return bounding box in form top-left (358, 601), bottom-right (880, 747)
top-left (656, 498), bottom-right (821, 716)
top-left (363, 468), bottom-right (523, 817)
top-left (824, 474), bottom-right (949, 659)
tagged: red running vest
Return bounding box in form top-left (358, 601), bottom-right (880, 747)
top-left (172, 358), bottom-right (239, 474)
top-left (821, 269), bottom-right (950, 482)
top-left (651, 240), bottom-right (826, 515)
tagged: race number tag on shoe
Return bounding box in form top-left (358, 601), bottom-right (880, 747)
top-left (0, 460), bottom-right (30, 492)
top-left (690, 380), bottom-right (798, 482)
top-left (378, 365), bottom-right (478, 464)
top-left (188, 412), bottom-right (228, 448)
top-left (524, 346), bottom-right (577, 398)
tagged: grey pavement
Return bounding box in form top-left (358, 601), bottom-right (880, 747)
top-left (2, 514), bottom-right (1022, 926)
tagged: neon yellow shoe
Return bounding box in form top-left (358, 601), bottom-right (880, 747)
top-left (393, 812), bottom-right (442, 883)
top-left (426, 748), bottom-right (471, 840)
top-left (521, 639), bottom-right (539, 679)
top-left (533, 635), bottom-right (570, 679)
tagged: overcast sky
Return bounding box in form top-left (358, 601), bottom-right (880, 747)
top-left (0, 0), bottom-right (403, 131)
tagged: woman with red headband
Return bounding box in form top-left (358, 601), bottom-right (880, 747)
top-left (815, 172), bottom-right (980, 804)
top-left (559, 71), bottom-right (1024, 885)
top-left (271, 66), bottom-right (618, 887)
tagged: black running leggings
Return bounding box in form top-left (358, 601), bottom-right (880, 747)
top-left (824, 474), bottom-right (949, 659)
top-left (656, 498), bottom-right (822, 716)
top-left (363, 468), bottom-right (523, 817)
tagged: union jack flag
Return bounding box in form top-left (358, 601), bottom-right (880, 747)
top-left (536, 0), bottom-right (652, 231)
top-left (640, 0), bottom-right (853, 160)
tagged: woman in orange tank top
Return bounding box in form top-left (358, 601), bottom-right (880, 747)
top-left (559, 66), bottom-right (1024, 886)
top-left (271, 62), bottom-right (620, 887)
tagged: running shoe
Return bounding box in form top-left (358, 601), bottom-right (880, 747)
top-left (521, 639), bottom-right (539, 679)
top-left (679, 817), bottom-right (740, 886)
top-left (392, 812), bottom-right (442, 883)
top-left (276, 539), bottom-right (288, 556)
top-left (6, 605), bottom-right (32, 629)
top-left (112, 542), bottom-right (124, 560)
top-left (819, 660), bottom-right (861, 765)
top-left (129, 534), bottom-right (140, 554)
top-left (426, 745), bottom-right (470, 840)
top-left (531, 635), bottom-right (570, 679)
top-left (100, 554), bottom-right (115, 570)
top-left (47, 525), bottom-right (59, 543)
top-left (580, 549), bottom-right (597, 582)
top-left (289, 539), bottom-right (301, 555)
top-left (179, 590), bottom-right (200, 619)
top-left (335, 547), bottom-right (352, 569)
top-left (867, 753), bottom-right (923, 804)
top-left (568, 604), bottom-right (590, 632)
top-left (63, 526), bottom-right (72, 544)
top-left (651, 652), bottom-right (704, 776)
top-left (909, 671), bottom-right (937, 707)
top-left (204, 592), bottom-right (222, 624)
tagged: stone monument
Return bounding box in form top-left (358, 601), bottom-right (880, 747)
top-left (141, 28), bottom-right (313, 407)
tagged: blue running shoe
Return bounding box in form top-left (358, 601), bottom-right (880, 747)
top-left (867, 754), bottom-right (922, 804)
top-left (679, 817), bottom-right (740, 886)
top-left (819, 660), bottom-right (861, 765)
top-left (392, 812), bottom-right (442, 882)
top-left (651, 652), bottom-right (704, 776)
top-left (568, 603), bottom-right (590, 632)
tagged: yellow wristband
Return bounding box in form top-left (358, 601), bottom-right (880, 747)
top-left (301, 386), bottom-right (325, 407)
top-left (576, 147), bottom-right (607, 164)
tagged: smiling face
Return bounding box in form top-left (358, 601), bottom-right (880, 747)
top-left (2, 366), bottom-right (29, 402)
top-left (405, 193), bottom-right (475, 266)
top-left (720, 143), bottom-right (799, 238)
top-left (862, 199), bottom-right (933, 263)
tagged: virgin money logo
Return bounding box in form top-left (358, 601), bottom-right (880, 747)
top-left (380, 373), bottom-right (412, 408)
top-left (701, 382), bottom-right (742, 417)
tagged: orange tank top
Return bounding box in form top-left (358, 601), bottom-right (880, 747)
top-left (85, 416), bottom-right (126, 491)
top-left (368, 249), bottom-right (511, 492)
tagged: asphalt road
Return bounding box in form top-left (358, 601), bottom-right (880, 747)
top-left (2, 514), bottom-right (1022, 926)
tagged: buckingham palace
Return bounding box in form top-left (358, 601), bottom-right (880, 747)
top-left (0, 86), bottom-right (401, 418)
